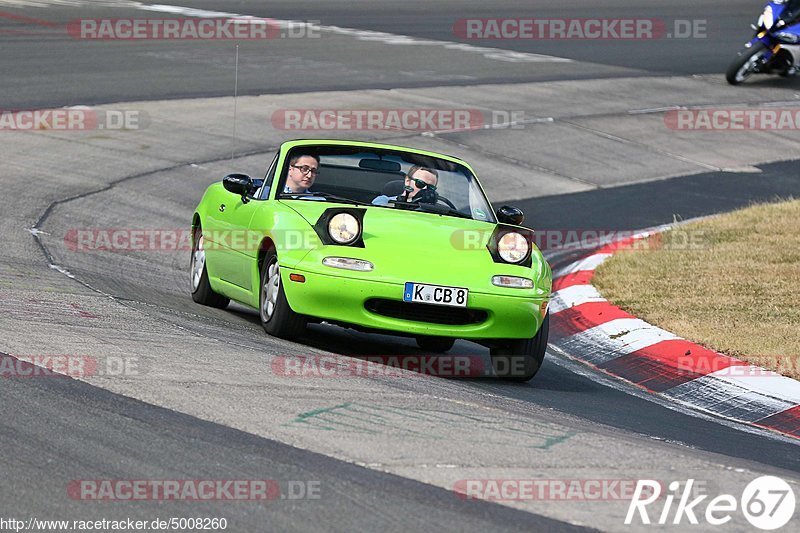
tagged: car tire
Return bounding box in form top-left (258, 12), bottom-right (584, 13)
top-left (190, 227), bottom-right (230, 309)
top-left (490, 312), bottom-right (549, 382)
top-left (415, 336), bottom-right (455, 353)
top-left (259, 249), bottom-right (307, 340)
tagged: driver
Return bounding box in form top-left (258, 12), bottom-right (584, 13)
top-left (284, 154), bottom-right (320, 194)
top-left (372, 166), bottom-right (439, 205)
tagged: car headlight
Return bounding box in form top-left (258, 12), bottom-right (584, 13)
top-left (497, 232), bottom-right (529, 263)
top-left (328, 213), bottom-right (360, 244)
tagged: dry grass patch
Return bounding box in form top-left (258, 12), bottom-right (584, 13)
top-left (594, 199), bottom-right (800, 380)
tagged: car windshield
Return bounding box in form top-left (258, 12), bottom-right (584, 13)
top-left (276, 146), bottom-right (496, 223)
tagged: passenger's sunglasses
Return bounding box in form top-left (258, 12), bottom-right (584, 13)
top-left (291, 165), bottom-right (320, 176)
top-left (406, 176), bottom-right (436, 191)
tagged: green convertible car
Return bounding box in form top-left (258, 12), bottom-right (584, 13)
top-left (190, 139), bottom-right (552, 380)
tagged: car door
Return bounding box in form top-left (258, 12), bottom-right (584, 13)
top-left (203, 154), bottom-right (278, 290)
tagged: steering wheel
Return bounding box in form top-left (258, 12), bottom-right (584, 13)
top-left (410, 189), bottom-right (458, 210)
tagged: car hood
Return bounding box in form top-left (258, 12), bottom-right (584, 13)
top-left (280, 200), bottom-right (546, 293)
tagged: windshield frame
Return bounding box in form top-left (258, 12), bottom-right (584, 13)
top-left (274, 144), bottom-right (497, 223)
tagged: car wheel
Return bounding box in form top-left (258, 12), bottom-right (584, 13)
top-left (490, 312), bottom-right (549, 382)
top-left (190, 227), bottom-right (230, 309)
top-left (415, 336), bottom-right (455, 353)
top-left (260, 249), bottom-right (307, 340)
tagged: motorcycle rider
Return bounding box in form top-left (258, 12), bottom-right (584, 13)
top-left (727, 0), bottom-right (800, 83)
top-left (769, 0), bottom-right (800, 75)
top-left (776, 0), bottom-right (800, 27)
top-left (784, 0), bottom-right (800, 20)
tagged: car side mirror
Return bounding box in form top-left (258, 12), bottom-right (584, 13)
top-left (496, 205), bottom-right (525, 225)
top-left (223, 173), bottom-right (253, 203)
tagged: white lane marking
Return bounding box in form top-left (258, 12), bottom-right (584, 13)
top-left (0, 0), bottom-right (140, 7)
top-left (663, 374), bottom-right (798, 423)
top-left (549, 284), bottom-right (605, 314)
top-left (137, 3), bottom-right (572, 63)
top-left (705, 367), bottom-right (800, 406)
top-left (628, 105), bottom-right (682, 115)
top-left (49, 263), bottom-right (75, 279)
top-left (27, 227), bottom-right (49, 236)
top-left (553, 253), bottom-right (612, 277)
top-left (559, 318), bottom-right (679, 364)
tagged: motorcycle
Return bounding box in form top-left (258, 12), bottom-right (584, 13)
top-left (726, 0), bottom-right (800, 85)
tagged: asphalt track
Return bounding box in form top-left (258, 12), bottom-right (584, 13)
top-left (1, 353), bottom-right (588, 532)
top-left (2, 1), bottom-right (800, 532)
top-left (35, 154), bottom-right (800, 472)
top-left (1, 0), bottom-right (797, 108)
top-left (523, 160), bottom-right (800, 231)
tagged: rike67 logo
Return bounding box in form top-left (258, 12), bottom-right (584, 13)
top-left (626, 477), bottom-right (796, 530)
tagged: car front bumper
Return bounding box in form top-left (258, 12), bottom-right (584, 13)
top-left (280, 266), bottom-right (547, 340)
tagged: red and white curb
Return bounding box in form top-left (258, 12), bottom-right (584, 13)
top-left (548, 230), bottom-right (800, 440)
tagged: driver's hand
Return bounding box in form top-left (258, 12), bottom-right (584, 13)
top-left (412, 188), bottom-right (438, 204)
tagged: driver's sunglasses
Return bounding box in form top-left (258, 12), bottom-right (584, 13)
top-left (291, 164), bottom-right (320, 176)
top-left (407, 176), bottom-right (436, 191)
